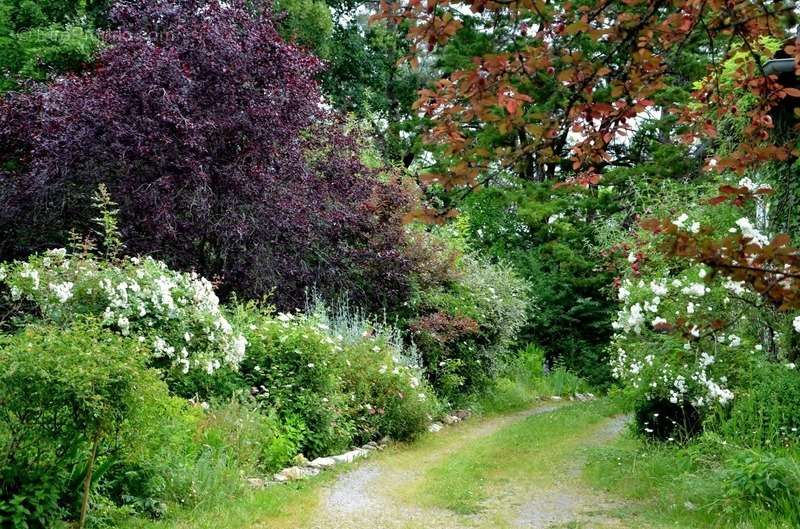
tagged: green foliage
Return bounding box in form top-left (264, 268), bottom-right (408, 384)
top-left (722, 451), bottom-right (800, 522)
top-left (0, 0), bottom-right (103, 92)
top-left (542, 366), bottom-right (590, 397)
top-left (239, 301), bottom-right (441, 454)
top-left (710, 364), bottom-right (800, 449)
top-left (274, 0), bottom-right (333, 56)
top-left (319, 21), bottom-right (426, 164)
top-left (0, 320), bottom-right (160, 527)
top-left (309, 299), bottom-right (440, 443)
top-left (239, 309), bottom-right (351, 458)
top-left (409, 247), bottom-right (530, 403)
top-left (91, 183), bottom-right (123, 259)
top-left (100, 395), bottom-right (298, 519)
top-left (458, 183), bottom-right (615, 386)
top-left (586, 437), bottom-right (800, 528)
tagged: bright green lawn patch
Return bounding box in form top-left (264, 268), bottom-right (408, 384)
top-left (585, 436), bottom-right (800, 529)
top-left (116, 471), bottom-right (335, 529)
top-left (404, 400), bottom-right (619, 515)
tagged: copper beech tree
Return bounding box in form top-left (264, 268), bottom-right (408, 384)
top-left (379, 0), bottom-right (800, 314)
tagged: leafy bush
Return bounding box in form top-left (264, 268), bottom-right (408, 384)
top-left (0, 320), bottom-right (162, 528)
top-left (0, 0), bottom-right (105, 92)
top-left (101, 395), bottom-right (298, 518)
top-left (238, 309), bottom-right (352, 458)
top-left (0, 249), bottom-right (247, 382)
top-left (722, 451), bottom-right (800, 523)
top-left (710, 364), bottom-right (800, 448)
top-left (0, 0), bottom-right (414, 313)
top-left (310, 301), bottom-right (440, 443)
top-left (409, 252), bottom-right (530, 402)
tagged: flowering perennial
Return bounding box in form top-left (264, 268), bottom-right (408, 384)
top-left (1, 250), bottom-right (246, 374)
top-left (610, 267), bottom-right (748, 409)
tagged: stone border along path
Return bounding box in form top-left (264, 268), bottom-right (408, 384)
top-left (248, 393), bottom-right (596, 488)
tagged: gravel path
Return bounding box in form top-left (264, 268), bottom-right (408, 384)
top-left (306, 404), bottom-right (631, 529)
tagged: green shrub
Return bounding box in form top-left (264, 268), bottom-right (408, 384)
top-left (409, 253), bottom-right (530, 403)
top-left (238, 309), bottom-right (353, 458)
top-left (710, 364), bottom-right (800, 448)
top-left (722, 451), bottom-right (800, 523)
top-left (307, 299), bottom-right (441, 443)
top-left (103, 396), bottom-right (296, 518)
top-left (0, 320), bottom-right (162, 528)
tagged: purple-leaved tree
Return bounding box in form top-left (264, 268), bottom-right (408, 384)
top-left (0, 0), bottom-right (413, 311)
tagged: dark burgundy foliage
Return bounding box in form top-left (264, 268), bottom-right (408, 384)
top-left (0, 0), bottom-right (413, 311)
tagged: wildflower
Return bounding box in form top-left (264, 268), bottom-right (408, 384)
top-left (682, 283), bottom-right (706, 297)
top-left (49, 281), bottom-right (74, 303)
top-left (793, 316), bottom-right (800, 333)
top-left (672, 213), bottom-right (689, 228)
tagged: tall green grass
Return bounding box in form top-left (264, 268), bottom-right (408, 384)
top-left (474, 344), bottom-right (592, 414)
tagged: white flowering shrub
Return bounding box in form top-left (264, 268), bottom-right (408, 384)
top-left (611, 267), bottom-right (756, 410)
top-left (0, 250), bottom-right (246, 376)
top-left (609, 181), bottom-right (800, 439)
top-left (238, 305), bottom-right (439, 456)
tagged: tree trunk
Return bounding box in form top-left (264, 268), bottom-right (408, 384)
top-left (78, 434), bottom-right (100, 529)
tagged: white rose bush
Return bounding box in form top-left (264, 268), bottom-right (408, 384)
top-left (611, 182), bottom-right (800, 440)
top-left (611, 268), bottom-right (753, 412)
top-left (0, 249), bottom-right (246, 375)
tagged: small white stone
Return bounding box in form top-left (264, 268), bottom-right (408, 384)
top-left (309, 457), bottom-right (336, 468)
top-left (274, 466), bottom-right (320, 481)
top-left (428, 422), bottom-right (444, 433)
top-left (442, 415), bottom-right (461, 425)
top-left (245, 477), bottom-right (265, 488)
top-left (332, 449), bottom-right (368, 464)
